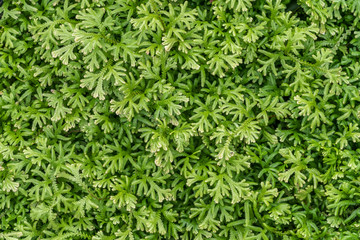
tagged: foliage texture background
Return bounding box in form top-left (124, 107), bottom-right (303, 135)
top-left (1, 0), bottom-right (360, 239)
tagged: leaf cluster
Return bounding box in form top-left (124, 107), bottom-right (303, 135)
top-left (2, 0), bottom-right (360, 239)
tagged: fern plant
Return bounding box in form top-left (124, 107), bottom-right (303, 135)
top-left (2, 0), bottom-right (360, 239)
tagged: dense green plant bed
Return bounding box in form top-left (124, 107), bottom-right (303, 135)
top-left (1, 0), bottom-right (360, 239)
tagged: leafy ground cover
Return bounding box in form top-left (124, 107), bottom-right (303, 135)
top-left (1, 0), bottom-right (360, 239)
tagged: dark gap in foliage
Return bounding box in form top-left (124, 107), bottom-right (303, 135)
top-left (285, 0), bottom-right (300, 12)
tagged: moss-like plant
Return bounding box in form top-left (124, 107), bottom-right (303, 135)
top-left (1, 0), bottom-right (360, 239)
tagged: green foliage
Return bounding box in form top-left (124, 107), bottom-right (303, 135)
top-left (1, 0), bottom-right (360, 239)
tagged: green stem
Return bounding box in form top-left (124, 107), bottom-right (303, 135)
top-left (252, 201), bottom-right (297, 237)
